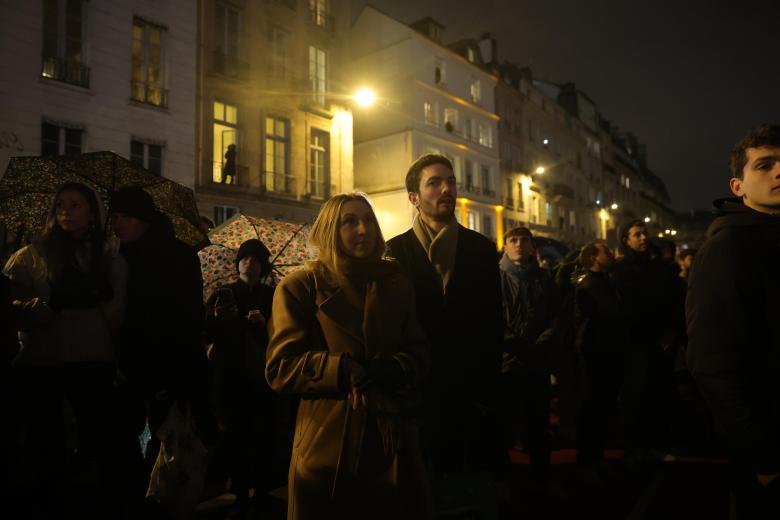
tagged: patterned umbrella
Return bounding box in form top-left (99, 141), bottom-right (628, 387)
top-left (198, 213), bottom-right (315, 301)
top-left (0, 151), bottom-right (206, 246)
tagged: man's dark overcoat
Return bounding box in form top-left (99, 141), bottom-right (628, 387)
top-left (686, 198), bottom-right (780, 486)
top-left (386, 225), bottom-right (503, 473)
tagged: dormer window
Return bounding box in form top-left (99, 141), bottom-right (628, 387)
top-left (467, 47), bottom-right (476, 63)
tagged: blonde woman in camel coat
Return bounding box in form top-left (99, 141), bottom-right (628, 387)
top-left (266, 193), bottom-right (432, 519)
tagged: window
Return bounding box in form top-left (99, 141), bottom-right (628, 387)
top-left (478, 124), bottom-right (493, 148)
top-left (435, 59), bottom-right (446, 85)
top-left (482, 214), bottom-right (494, 238)
top-left (309, 46), bottom-right (327, 105)
top-left (212, 101), bottom-right (238, 184)
top-left (467, 211), bottom-right (478, 231)
top-left (130, 140), bottom-right (163, 176)
top-left (517, 182), bottom-right (525, 210)
top-left (132, 18), bottom-right (167, 107)
top-left (215, 3), bottom-right (240, 61)
top-left (545, 201), bottom-right (552, 226)
top-left (480, 165), bottom-right (493, 196)
top-left (41, 121), bottom-right (82, 156)
top-left (424, 102), bottom-right (438, 126)
top-left (309, 129), bottom-right (329, 198)
top-left (467, 47), bottom-right (476, 63)
top-left (309, 0), bottom-right (329, 28)
top-left (470, 79), bottom-right (481, 104)
top-left (444, 108), bottom-right (458, 132)
top-left (264, 117), bottom-right (291, 193)
top-left (530, 196), bottom-right (538, 224)
top-left (465, 161), bottom-right (475, 191)
top-left (41, 0), bottom-right (89, 87)
top-left (569, 210), bottom-right (576, 231)
top-left (214, 205), bottom-right (239, 226)
top-left (268, 26), bottom-right (288, 79)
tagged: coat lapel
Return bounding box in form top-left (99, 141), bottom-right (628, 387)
top-left (311, 264), bottom-right (366, 353)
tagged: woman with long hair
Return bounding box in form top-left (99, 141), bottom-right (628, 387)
top-left (266, 193), bottom-right (432, 519)
top-left (3, 181), bottom-right (126, 510)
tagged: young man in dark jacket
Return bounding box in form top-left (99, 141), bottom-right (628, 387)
top-left (499, 227), bottom-right (559, 489)
top-left (686, 124), bottom-right (780, 517)
top-left (574, 241), bottom-right (624, 472)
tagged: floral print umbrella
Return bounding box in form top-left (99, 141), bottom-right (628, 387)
top-left (198, 213), bottom-right (315, 301)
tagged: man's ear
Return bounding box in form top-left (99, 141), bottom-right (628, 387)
top-left (729, 177), bottom-right (745, 198)
top-left (408, 191), bottom-right (420, 209)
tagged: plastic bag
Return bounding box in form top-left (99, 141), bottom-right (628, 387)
top-left (146, 402), bottom-right (208, 519)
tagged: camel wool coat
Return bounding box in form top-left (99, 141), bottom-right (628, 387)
top-left (266, 260), bottom-right (431, 519)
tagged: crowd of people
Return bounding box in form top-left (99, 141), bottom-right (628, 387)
top-left (1, 124), bottom-right (778, 519)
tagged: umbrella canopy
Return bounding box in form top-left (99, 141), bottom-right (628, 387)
top-left (0, 151), bottom-right (206, 246)
top-left (198, 213), bottom-right (315, 301)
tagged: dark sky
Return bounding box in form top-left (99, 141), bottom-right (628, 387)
top-left (352, 0), bottom-right (780, 212)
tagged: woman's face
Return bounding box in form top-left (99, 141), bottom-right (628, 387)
top-left (55, 189), bottom-right (93, 237)
top-left (338, 200), bottom-right (377, 259)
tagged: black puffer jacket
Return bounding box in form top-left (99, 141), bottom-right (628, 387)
top-left (575, 270), bottom-right (625, 357)
top-left (686, 198), bottom-right (780, 477)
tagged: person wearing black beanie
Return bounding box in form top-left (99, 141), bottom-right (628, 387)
top-left (205, 238), bottom-right (280, 515)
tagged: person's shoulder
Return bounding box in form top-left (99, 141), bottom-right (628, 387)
top-left (696, 227), bottom-right (747, 268)
top-left (458, 225), bottom-right (498, 253)
top-left (386, 229), bottom-right (414, 248)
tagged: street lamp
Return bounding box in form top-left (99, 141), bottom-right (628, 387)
top-left (644, 216), bottom-right (651, 223)
top-left (354, 87), bottom-right (376, 107)
top-left (535, 166), bottom-right (545, 174)
top-left (610, 203), bottom-right (619, 210)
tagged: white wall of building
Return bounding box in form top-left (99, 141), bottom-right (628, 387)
top-left (0, 0), bottom-right (196, 187)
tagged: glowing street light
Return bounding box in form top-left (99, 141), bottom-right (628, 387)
top-left (671, 230), bottom-right (678, 236)
top-left (354, 87), bottom-right (376, 107)
top-left (644, 216), bottom-right (651, 223)
top-left (610, 203), bottom-right (619, 210)
top-left (535, 166), bottom-right (546, 174)
top-left (664, 229), bottom-right (671, 235)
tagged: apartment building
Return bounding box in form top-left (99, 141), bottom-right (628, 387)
top-left (195, 0), bottom-right (354, 225)
top-left (351, 7), bottom-right (501, 244)
top-left (0, 0), bottom-right (198, 187)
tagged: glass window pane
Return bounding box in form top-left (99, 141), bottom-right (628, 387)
top-left (148, 145), bottom-right (162, 175)
top-left (265, 117), bottom-right (274, 135)
top-left (64, 128), bottom-right (81, 156)
top-left (130, 140), bottom-right (145, 167)
top-left (225, 104), bottom-right (237, 124)
top-left (214, 102), bottom-right (224, 121)
top-left (275, 119), bottom-right (285, 137)
top-left (41, 123), bottom-right (59, 156)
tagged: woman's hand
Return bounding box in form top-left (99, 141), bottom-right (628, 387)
top-left (15, 297), bottom-right (55, 325)
top-left (341, 357), bottom-right (370, 409)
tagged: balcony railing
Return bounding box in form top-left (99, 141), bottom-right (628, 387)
top-left (211, 162), bottom-right (247, 185)
top-left (131, 81), bottom-right (168, 108)
top-left (263, 171), bottom-right (296, 195)
top-left (212, 51), bottom-right (249, 80)
top-left (41, 55), bottom-right (90, 87)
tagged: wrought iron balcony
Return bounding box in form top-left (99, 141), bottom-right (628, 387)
top-left (131, 81), bottom-right (168, 108)
top-left (41, 55), bottom-right (90, 87)
top-left (263, 172), bottom-right (296, 195)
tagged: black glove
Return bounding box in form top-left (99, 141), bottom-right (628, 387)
top-left (364, 357), bottom-right (407, 392)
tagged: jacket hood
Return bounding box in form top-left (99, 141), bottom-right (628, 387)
top-left (706, 198), bottom-right (780, 239)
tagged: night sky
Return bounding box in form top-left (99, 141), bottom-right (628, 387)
top-left (351, 0), bottom-right (780, 212)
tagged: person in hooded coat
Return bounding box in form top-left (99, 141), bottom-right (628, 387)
top-left (686, 124), bottom-right (780, 517)
top-left (109, 187), bottom-right (211, 499)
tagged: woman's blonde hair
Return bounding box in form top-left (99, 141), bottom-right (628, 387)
top-left (309, 192), bottom-right (386, 269)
